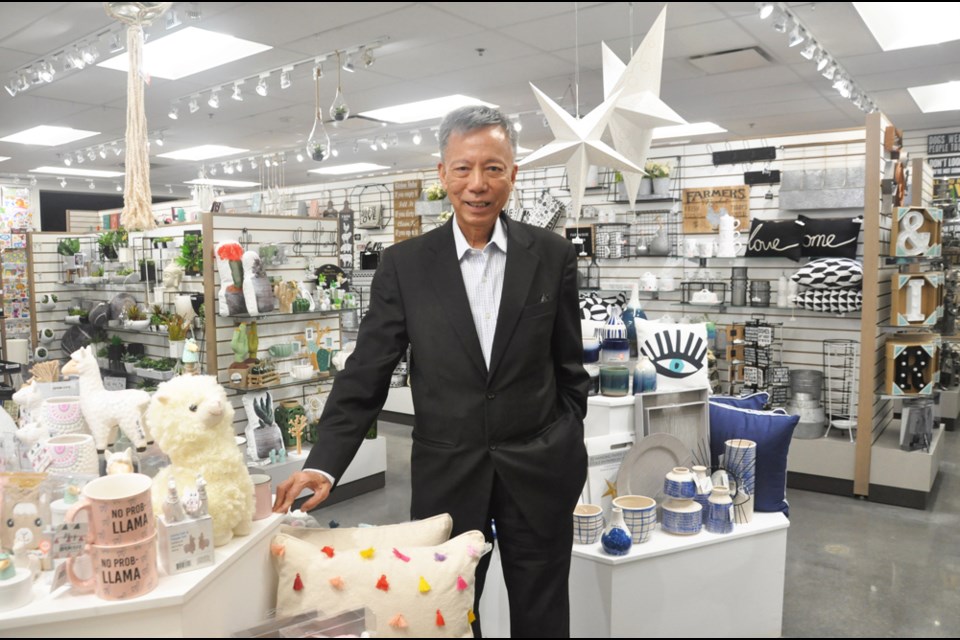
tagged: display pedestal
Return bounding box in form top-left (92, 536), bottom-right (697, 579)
top-left (569, 512), bottom-right (789, 638)
top-left (0, 515), bottom-right (284, 637)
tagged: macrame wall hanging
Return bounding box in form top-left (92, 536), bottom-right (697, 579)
top-left (104, 2), bottom-right (171, 230)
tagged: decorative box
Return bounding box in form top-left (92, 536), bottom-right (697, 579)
top-left (891, 272), bottom-right (943, 326)
top-left (890, 207), bottom-right (942, 258)
top-left (158, 515), bottom-right (214, 576)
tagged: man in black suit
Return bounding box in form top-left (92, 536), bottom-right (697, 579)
top-left (274, 105), bottom-right (589, 637)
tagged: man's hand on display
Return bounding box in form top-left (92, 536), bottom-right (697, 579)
top-left (272, 471), bottom-right (332, 513)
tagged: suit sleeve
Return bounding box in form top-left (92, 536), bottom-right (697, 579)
top-left (303, 248), bottom-right (409, 483)
top-left (552, 241), bottom-right (589, 420)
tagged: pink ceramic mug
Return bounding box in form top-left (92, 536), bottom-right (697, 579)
top-left (66, 473), bottom-right (155, 546)
top-left (66, 532), bottom-right (158, 600)
top-left (250, 474), bottom-right (272, 520)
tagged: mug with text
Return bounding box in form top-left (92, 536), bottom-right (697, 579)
top-left (65, 473), bottom-right (155, 546)
top-left (67, 532), bottom-right (158, 600)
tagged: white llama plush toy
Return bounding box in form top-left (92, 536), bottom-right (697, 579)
top-left (61, 346), bottom-right (151, 452)
top-left (105, 447), bottom-right (135, 474)
top-left (145, 375), bottom-right (253, 547)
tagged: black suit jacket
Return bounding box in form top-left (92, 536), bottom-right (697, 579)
top-left (305, 214), bottom-right (589, 534)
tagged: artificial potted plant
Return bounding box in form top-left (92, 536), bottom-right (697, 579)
top-left (645, 161), bottom-right (672, 197)
top-left (176, 233), bottom-right (204, 276)
top-left (57, 238), bottom-right (81, 279)
top-left (166, 313), bottom-right (189, 359)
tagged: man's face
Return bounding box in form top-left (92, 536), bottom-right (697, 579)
top-left (438, 125), bottom-right (518, 229)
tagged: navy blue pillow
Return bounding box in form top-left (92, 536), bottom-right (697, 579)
top-left (709, 392), bottom-right (769, 411)
top-left (708, 402), bottom-right (799, 515)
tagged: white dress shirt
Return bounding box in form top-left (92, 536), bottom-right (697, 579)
top-left (451, 214), bottom-right (508, 369)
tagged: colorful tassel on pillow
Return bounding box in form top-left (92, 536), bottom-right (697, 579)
top-left (376, 574), bottom-right (390, 591)
top-left (456, 575), bottom-right (468, 591)
top-left (468, 610), bottom-right (476, 624)
top-left (329, 576), bottom-right (344, 590)
top-left (435, 609), bottom-right (445, 627)
top-left (293, 573), bottom-right (303, 591)
top-left (419, 576), bottom-right (431, 593)
top-left (359, 547), bottom-right (375, 559)
top-left (434, 552), bottom-right (447, 562)
top-left (321, 546), bottom-right (334, 558)
top-left (393, 547), bottom-right (411, 562)
top-left (388, 614), bottom-right (408, 629)
top-left (270, 542), bottom-right (285, 558)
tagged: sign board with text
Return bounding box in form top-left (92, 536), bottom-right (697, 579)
top-left (393, 180), bottom-right (422, 218)
top-left (927, 133), bottom-right (960, 155)
top-left (929, 155), bottom-right (960, 178)
top-left (394, 215), bottom-right (422, 243)
top-left (682, 185), bottom-right (750, 234)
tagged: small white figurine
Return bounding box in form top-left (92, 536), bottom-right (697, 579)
top-left (105, 447), bottom-right (135, 474)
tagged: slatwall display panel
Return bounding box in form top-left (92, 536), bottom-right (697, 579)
top-left (65, 210), bottom-right (102, 233)
top-left (207, 212), bottom-right (347, 435)
top-left (29, 226), bottom-right (205, 375)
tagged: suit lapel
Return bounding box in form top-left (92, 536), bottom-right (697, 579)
top-left (424, 221), bottom-right (487, 377)
top-left (488, 217), bottom-right (539, 382)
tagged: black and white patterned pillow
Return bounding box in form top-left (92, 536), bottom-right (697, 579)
top-left (578, 291), bottom-right (627, 321)
top-left (794, 289), bottom-right (862, 313)
top-left (798, 215), bottom-right (862, 259)
top-left (745, 218), bottom-right (804, 261)
top-left (791, 258), bottom-right (863, 290)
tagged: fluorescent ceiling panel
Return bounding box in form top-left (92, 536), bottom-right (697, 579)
top-left (157, 145), bottom-right (248, 161)
top-left (652, 122), bottom-right (726, 139)
top-left (308, 163), bottom-right (391, 176)
top-left (31, 166), bottom-right (124, 177)
top-left (359, 95), bottom-right (498, 124)
top-left (908, 81), bottom-right (960, 113)
top-left (184, 178), bottom-right (260, 187)
top-left (98, 27), bottom-right (272, 80)
top-left (0, 125), bottom-right (100, 146)
top-left (853, 3), bottom-right (960, 51)
top-left (0, 157), bottom-right (9, 162)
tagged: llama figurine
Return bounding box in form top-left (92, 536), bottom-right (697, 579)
top-left (61, 346), bottom-right (151, 452)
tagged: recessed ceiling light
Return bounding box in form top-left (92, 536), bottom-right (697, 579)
top-left (0, 157), bottom-right (10, 163)
top-left (157, 144), bottom-right (248, 161)
top-left (183, 178), bottom-right (260, 188)
top-left (308, 163), bottom-right (390, 176)
top-left (98, 27), bottom-right (272, 80)
top-left (651, 122), bottom-right (726, 139)
top-left (0, 125), bottom-right (100, 146)
top-left (31, 166), bottom-right (124, 178)
top-left (853, 3), bottom-right (960, 51)
top-left (908, 80), bottom-right (960, 113)
top-left (359, 95), bottom-right (498, 124)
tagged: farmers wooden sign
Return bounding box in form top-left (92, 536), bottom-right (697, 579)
top-left (394, 215), bottom-right (422, 243)
top-left (393, 179), bottom-right (422, 218)
top-left (682, 185), bottom-right (750, 234)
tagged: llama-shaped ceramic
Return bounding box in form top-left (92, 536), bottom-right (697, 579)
top-left (61, 346), bottom-right (151, 452)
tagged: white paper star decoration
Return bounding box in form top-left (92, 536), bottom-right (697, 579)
top-left (519, 85), bottom-right (642, 221)
top-left (602, 6), bottom-right (686, 207)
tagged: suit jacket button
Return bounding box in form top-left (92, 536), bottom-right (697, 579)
top-left (486, 392), bottom-right (496, 400)
top-left (489, 443), bottom-right (498, 451)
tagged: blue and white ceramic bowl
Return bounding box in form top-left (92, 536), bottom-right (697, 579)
top-left (612, 495), bottom-right (658, 544)
top-left (663, 467), bottom-right (697, 500)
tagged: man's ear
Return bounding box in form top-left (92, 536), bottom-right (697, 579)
top-left (437, 161), bottom-right (447, 187)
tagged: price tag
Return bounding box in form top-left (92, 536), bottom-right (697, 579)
top-left (51, 522), bottom-right (89, 559)
top-left (27, 441), bottom-right (51, 472)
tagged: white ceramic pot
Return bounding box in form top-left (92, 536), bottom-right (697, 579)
top-left (43, 397), bottom-right (86, 436)
top-left (44, 433), bottom-right (99, 476)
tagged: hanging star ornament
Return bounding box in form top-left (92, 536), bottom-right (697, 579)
top-left (519, 85), bottom-right (642, 222)
top-left (602, 6), bottom-right (686, 207)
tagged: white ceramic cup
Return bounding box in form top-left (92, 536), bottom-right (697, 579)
top-left (573, 504), bottom-right (604, 544)
top-left (685, 238), bottom-right (700, 258)
top-left (699, 239), bottom-right (717, 258)
top-left (250, 474), bottom-right (273, 521)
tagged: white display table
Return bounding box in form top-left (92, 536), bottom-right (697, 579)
top-left (569, 512), bottom-right (789, 638)
top-left (0, 514), bottom-right (284, 638)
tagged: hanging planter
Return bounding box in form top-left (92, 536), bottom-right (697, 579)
top-left (329, 51), bottom-right (351, 123)
top-left (307, 65), bottom-right (331, 162)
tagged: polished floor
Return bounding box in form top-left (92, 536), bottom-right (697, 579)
top-left (311, 421), bottom-right (960, 638)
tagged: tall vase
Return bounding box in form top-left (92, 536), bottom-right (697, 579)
top-left (706, 487), bottom-right (734, 534)
top-left (600, 507), bottom-right (632, 556)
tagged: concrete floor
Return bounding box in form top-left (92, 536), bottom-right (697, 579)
top-left (311, 421), bottom-right (960, 638)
